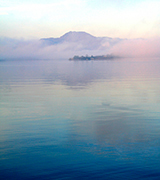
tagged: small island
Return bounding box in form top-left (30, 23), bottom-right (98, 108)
top-left (69, 54), bottom-right (118, 60)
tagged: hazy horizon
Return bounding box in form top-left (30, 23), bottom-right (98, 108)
top-left (1, 0), bottom-right (160, 59)
top-left (0, 31), bottom-right (160, 60)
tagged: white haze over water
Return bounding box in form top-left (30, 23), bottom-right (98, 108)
top-left (0, 32), bottom-right (160, 60)
top-left (110, 37), bottom-right (160, 58)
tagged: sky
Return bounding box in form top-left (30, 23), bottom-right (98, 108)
top-left (0, 0), bottom-right (160, 39)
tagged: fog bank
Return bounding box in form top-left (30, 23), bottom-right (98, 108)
top-left (109, 38), bottom-right (160, 58)
top-left (0, 32), bottom-right (160, 60)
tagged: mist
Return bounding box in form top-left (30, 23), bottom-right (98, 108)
top-left (109, 37), bottom-right (160, 58)
top-left (0, 33), bottom-right (160, 60)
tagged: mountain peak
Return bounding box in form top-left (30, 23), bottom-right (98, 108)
top-left (60, 31), bottom-right (96, 41)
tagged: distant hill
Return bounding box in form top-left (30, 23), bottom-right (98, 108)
top-left (40, 31), bottom-right (123, 50)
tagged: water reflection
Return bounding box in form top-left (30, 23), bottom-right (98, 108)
top-left (1, 58), bottom-right (160, 179)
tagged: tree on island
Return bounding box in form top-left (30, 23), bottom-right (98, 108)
top-left (69, 54), bottom-right (118, 60)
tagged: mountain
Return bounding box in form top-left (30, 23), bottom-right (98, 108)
top-left (41, 31), bottom-right (97, 44)
top-left (40, 31), bottom-right (123, 50)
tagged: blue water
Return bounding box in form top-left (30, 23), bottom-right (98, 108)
top-left (1, 58), bottom-right (160, 179)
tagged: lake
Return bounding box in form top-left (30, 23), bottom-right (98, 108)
top-left (1, 58), bottom-right (160, 179)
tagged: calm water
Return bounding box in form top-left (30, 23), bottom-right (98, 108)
top-left (1, 58), bottom-right (160, 179)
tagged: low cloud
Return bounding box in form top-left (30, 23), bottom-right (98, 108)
top-left (0, 33), bottom-right (160, 60)
top-left (109, 38), bottom-right (160, 58)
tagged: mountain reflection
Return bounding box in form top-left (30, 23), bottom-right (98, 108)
top-left (43, 60), bottom-right (115, 88)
